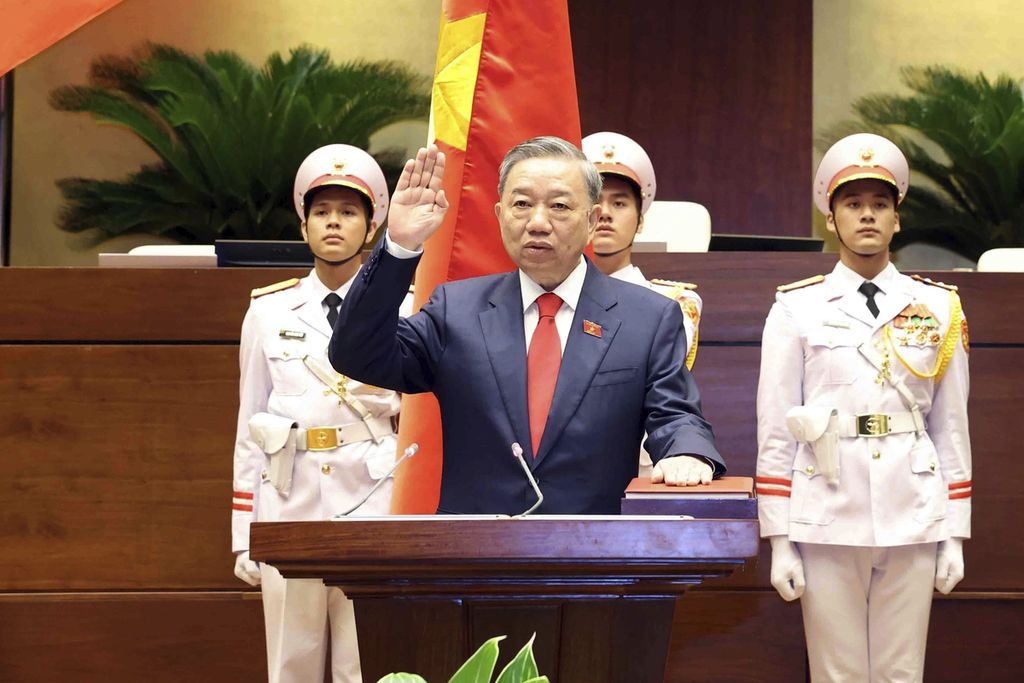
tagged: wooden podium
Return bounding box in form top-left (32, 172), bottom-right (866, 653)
top-left (250, 515), bottom-right (758, 682)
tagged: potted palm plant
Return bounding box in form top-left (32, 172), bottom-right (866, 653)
top-left (818, 65), bottom-right (1024, 262)
top-left (49, 43), bottom-right (430, 243)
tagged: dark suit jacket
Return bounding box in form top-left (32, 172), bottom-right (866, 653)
top-left (330, 243), bottom-right (724, 514)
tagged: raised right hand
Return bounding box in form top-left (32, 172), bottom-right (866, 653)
top-left (387, 145), bottom-right (449, 251)
top-left (233, 550), bottom-right (261, 587)
top-left (769, 536), bottom-right (805, 601)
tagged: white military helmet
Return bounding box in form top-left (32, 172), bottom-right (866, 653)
top-left (814, 133), bottom-right (909, 215)
top-left (582, 131), bottom-right (657, 215)
top-left (293, 144), bottom-right (389, 226)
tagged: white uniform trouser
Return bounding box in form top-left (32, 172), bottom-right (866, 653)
top-left (799, 542), bottom-right (937, 683)
top-left (260, 563), bottom-right (362, 683)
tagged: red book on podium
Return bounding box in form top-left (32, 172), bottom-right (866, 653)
top-left (621, 476), bottom-right (756, 518)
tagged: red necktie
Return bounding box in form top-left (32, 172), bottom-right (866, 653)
top-left (528, 293), bottom-right (563, 456)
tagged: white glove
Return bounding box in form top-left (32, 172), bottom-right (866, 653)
top-left (769, 536), bottom-right (805, 601)
top-left (233, 551), bottom-right (261, 587)
top-left (651, 455), bottom-right (713, 486)
top-left (935, 538), bottom-right (964, 594)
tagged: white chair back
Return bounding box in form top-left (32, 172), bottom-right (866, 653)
top-left (976, 248), bottom-right (1024, 272)
top-left (635, 201), bottom-right (711, 252)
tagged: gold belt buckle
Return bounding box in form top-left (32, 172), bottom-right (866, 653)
top-left (306, 427), bottom-right (338, 451)
top-left (856, 414), bottom-right (890, 437)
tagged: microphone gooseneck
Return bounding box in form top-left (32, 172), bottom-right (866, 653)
top-left (511, 442), bottom-right (544, 517)
top-left (333, 443), bottom-right (419, 517)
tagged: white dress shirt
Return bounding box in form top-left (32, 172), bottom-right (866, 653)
top-left (385, 230), bottom-right (584, 354)
top-left (830, 259), bottom-right (899, 315)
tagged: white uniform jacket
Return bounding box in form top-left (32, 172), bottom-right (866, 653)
top-left (610, 264), bottom-right (702, 366)
top-left (756, 262), bottom-right (971, 547)
top-left (232, 271), bottom-right (409, 552)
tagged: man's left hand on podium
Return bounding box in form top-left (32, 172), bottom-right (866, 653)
top-left (651, 454), bottom-right (713, 486)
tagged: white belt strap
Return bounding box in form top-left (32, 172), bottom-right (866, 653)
top-left (835, 411), bottom-right (919, 438)
top-left (295, 416), bottom-right (394, 451)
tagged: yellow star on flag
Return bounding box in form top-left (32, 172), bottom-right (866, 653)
top-left (431, 11), bottom-right (487, 151)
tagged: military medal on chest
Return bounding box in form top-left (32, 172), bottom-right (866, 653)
top-left (891, 303), bottom-right (941, 347)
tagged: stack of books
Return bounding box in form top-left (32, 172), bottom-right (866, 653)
top-left (620, 476), bottom-right (755, 518)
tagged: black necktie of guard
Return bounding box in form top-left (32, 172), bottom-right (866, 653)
top-left (858, 281), bottom-right (881, 318)
top-left (324, 293), bottom-right (342, 329)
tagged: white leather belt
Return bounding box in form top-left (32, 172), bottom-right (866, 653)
top-left (837, 412), bottom-right (919, 438)
top-left (296, 417), bottom-right (394, 451)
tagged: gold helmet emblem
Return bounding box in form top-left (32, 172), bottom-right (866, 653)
top-left (601, 144), bottom-right (616, 160)
top-left (332, 158), bottom-right (346, 174)
top-left (859, 148), bottom-right (875, 163)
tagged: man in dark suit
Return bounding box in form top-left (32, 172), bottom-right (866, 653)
top-left (329, 137), bottom-right (723, 515)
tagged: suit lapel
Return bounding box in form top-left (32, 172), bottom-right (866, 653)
top-left (479, 273), bottom-right (532, 453)
top-left (534, 264), bottom-right (620, 467)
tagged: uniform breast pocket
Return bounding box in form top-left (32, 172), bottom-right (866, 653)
top-left (265, 341), bottom-right (309, 396)
top-left (591, 367), bottom-right (638, 387)
top-left (805, 329), bottom-right (860, 384)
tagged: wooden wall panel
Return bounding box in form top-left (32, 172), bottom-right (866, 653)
top-left (0, 263), bottom-right (1020, 680)
top-left (1, 345), bottom-right (240, 589)
top-left (5, 259), bottom-right (1016, 344)
top-left (0, 267), bottom-right (304, 341)
top-left (665, 592), bottom-right (806, 682)
top-left (926, 598), bottom-right (1024, 682)
top-left (571, 0), bottom-right (813, 236)
top-left (0, 593), bottom-right (266, 682)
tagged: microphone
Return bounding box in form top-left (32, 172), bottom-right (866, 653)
top-left (511, 442), bottom-right (543, 517)
top-left (333, 443), bottom-right (418, 517)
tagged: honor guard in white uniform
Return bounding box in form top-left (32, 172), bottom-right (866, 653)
top-left (756, 133), bottom-right (972, 682)
top-left (583, 132), bottom-right (705, 482)
top-left (232, 144), bottom-right (410, 683)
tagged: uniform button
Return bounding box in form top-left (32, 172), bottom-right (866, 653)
top-left (805, 465), bottom-right (815, 475)
top-left (283, 351), bottom-right (289, 357)
top-left (321, 464), bottom-right (332, 475)
top-left (930, 462), bottom-right (936, 471)
top-left (260, 470), bottom-right (268, 481)
top-left (872, 451), bottom-right (881, 460)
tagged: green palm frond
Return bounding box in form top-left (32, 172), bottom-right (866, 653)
top-left (49, 43), bottom-right (430, 241)
top-left (817, 65), bottom-right (1024, 261)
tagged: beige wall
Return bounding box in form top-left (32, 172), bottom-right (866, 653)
top-left (813, 0), bottom-right (1024, 265)
top-left (10, 0), bottom-right (440, 265)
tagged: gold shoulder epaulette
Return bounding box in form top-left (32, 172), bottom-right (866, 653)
top-left (777, 274), bottom-right (825, 292)
top-left (250, 278), bottom-right (300, 299)
top-left (911, 274), bottom-right (958, 292)
top-left (650, 278), bottom-right (697, 291)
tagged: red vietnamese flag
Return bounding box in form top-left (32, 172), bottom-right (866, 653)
top-left (392, 0), bottom-right (581, 512)
top-left (1, 1), bottom-right (126, 76)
